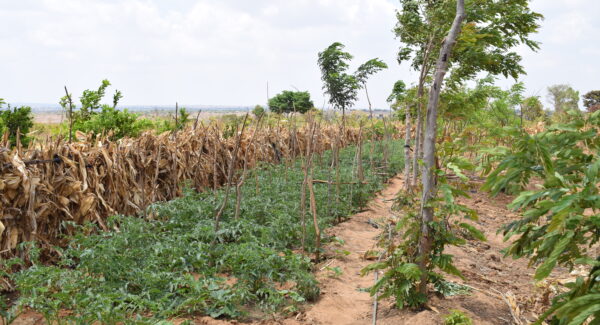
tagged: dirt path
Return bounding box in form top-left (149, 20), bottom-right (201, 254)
top-left (283, 175), bottom-right (405, 325)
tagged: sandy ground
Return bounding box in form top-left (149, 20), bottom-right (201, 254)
top-left (6, 175), bottom-right (575, 325)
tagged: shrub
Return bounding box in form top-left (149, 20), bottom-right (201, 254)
top-left (75, 106), bottom-right (152, 139)
top-left (252, 105), bottom-right (265, 118)
top-left (0, 101), bottom-right (34, 147)
top-left (268, 91), bottom-right (314, 114)
top-left (61, 80), bottom-right (154, 140)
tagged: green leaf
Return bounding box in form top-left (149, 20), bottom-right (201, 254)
top-left (535, 231), bottom-right (574, 280)
top-left (458, 223), bottom-right (487, 241)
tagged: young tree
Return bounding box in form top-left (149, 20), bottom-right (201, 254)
top-left (355, 58), bottom-right (388, 119)
top-left (268, 90), bottom-right (314, 114)
top-left (547, 84), bottom-right (579, 113)
top-left (582, 90), bottom-right (600, 111)
top-left (387, 81), bottom-right (411, 189)
top-left (388, 0), bottom-right (542, 300)
top-left (317, 42), bottom-right (359, 126)
top-left (418, 0), bottom-right (466, 295)
top-left (394, 0), bottom-right (542, 187)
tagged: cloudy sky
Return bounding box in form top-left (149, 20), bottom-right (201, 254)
top-left (1, 0), bottom-right (598, 109)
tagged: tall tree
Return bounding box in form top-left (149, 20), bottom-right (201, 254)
top-left (317, 42), bottom-right (359, 127)
top-left (417, 0), bottom-right (466, 294)
top-left (355, 58), bottom-right (388, 119)
top-left (547, 84), bottom-right (580, 113)
top-left (394, 0), bottom-right (542, 187)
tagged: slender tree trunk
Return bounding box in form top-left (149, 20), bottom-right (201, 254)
top-left (404, 104), bottom-right (412, 190)
top-left (417, 0), bottom-right (465, 295)
top-left (411, 37), bottom-right (435, 188)
top-left (365, 85), bottom-right (373, 120)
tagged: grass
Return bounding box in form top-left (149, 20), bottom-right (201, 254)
top-left (2, 139), bottom-right (403, 324)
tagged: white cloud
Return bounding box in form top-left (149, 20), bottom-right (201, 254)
top-left (0, 0), bottom-right (598, 110)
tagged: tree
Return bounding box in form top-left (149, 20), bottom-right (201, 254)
top-left (355, 58), bottom-right (388, 119)
top-left (387, 81), bottom-right (411, 190)
top-left (268, 90), bottom-right (314, 114)
top-left (418, 0), bottom-right (466, 295)
top-left (521, 96), bottom-right (544, 121)
top-left (394, 0), bottom-right (542, 187)
top-left (582, 90), bottom-right (600, 111)
top-left (317, 42), bottom-right (359, 126)
top-left (547, 84), bottom-right (579, 113)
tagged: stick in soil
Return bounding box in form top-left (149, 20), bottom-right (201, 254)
top-left (212, 114), bottom-right (249, 242)
top-left (234, 116), bottom-right (263, 219)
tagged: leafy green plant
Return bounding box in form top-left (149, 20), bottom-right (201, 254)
top-left (0, 102), bottom-right (34, 147)
top-left (485, 110), bottom-right (600, 324)
top-left (252, 105), bottom-right (265, 118)
top-left (60, 80), bottom-right (154, 140)
top-left (362, 166), bottom-right (484, 309)
top-left (444, 309), bottom-right (473, 325)
top-left (325, 266), bottom-right (343, 278)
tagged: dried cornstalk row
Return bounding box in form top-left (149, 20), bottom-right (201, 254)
top-left (0, 125), bottom-right (363, 257)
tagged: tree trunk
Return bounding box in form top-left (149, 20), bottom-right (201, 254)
top-left (365, 84), bottom-right (373, 120)
top-left (403, 104), bottom-right (412, 190)
top-left (411, 85), bottom-right (424, 187)
top-left (417, 0), bottom-right (465, 295)
top-left (411, 37), bottom-right (435, 189)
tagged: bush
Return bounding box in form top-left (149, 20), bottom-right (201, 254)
top-left (74, 106), bottom-right (152, 140)
top-left (268, 91), bottom-right (314, 114)
top-left (252, 105), bottom-right (265, 118)
top-left (0, 101), bottom-right (34, 147)
top-left (61, 80), bottom-right (155, 140)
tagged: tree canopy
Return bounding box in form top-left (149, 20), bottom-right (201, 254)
top-left (268, 90), bottom-right (314, 114)
top-left (395, 0), bottom-right (543, 85)
top-left (547, 84), bottom-right (579, 113)
top-left (317, 42), bottom-right (359, 115)
top-left (583, 90), bottom-right (600, 112)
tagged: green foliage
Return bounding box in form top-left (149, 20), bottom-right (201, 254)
top-left (484, 111), bottom-right (600, 324)
top-left (444, 310), bottom-right (473, 325)
top-left (387, 80), bottom-right (407, 104)
top-left (522, 96), bottom-right (544, 121)
top-left (547, 84), bottom-right (580, 114)
top-left (252, 105), bottom-right (266, 118)
top-left (268, 91), bottom-right (314, 114)
top-left (355, 58), bottom-right (388, 87)
top-left (74, 106), bottom-right (152, 139)
top-left (78, 79), bottom-right (112, 120)
top-left (395, 0), bottom-right (542, 83)
top-left (9, 140), bottom-right (404, 322)
top-left (0, 102), bottom-right (34, 147)
top-left (583, 90), bottom-right (600, 111)
top-left (363, 164), bottom-right (483, 309)
top-left (317, 42), bottom-right (359, 113)
top-left (60, 80), bottom-right (155, 140)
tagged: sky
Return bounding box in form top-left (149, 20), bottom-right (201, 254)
top-left (0, 0), bottom-right (598, 109)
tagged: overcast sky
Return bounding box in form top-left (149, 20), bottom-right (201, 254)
top-left (1, 0), bottom-right (598, 109)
